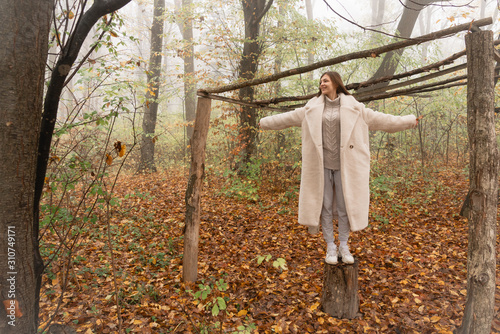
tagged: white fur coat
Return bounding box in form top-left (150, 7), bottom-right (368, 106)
top-left (260, 93), bottom-right (416, 232)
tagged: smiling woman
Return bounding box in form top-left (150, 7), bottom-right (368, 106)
top-left (259, 71), bottom-right (419, 265)
top-left (317, 71), bottom-right (350, 100)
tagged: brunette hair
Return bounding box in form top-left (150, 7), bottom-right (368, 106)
top-left (316, 71), bottom-right (351, 97)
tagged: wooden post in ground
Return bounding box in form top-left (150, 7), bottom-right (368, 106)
top-left (183, 97), bottom-right (212, 282)
top-left (320, 259), bottom-right (360, 319)
top-left (457, 30), bottom-right (498, 334)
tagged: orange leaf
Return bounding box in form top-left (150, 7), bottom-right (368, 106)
top-left (114, 141), bottom-right (126, 157)
top-left (309, 302), bottom-right (320, 311)
top-left (106, 154), bottom-right (113, 165)
top-left (431, 316), bottom-right (441, 323)
top-left (119, 144), bottom-right (126, 157)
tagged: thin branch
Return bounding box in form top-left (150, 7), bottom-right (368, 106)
top-left (403, 0), bottom-right (476, 9)
top-left (322, 0), bottom-right (413, 39)
top-left (63, 14), bottom-right (115, 87)
top-left (36, 0), bottom-right (133, 220)
top-left (255, 0), bottom-right (274, 25)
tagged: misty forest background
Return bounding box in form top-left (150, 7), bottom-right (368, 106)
top-left (32, 0), bottom-right (500, 333)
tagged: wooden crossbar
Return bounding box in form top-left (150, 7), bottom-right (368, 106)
top-left (198, 17), bottom-right (492, 95)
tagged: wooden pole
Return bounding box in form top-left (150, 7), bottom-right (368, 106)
top-left (199, 18), bottom-right (492, 95)
top-left (183, 97), bottom-right (212, 282)
top-left (457, 30), bottom-right (498, 334)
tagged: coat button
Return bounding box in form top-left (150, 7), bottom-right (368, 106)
top-left (349, 145), bottom-right (354, 149)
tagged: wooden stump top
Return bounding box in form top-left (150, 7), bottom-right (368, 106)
top-left (321, 258), bottom-right (360, 319)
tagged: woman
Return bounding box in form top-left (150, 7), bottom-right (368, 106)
top-left (259, 71), bottom-right (418, 264)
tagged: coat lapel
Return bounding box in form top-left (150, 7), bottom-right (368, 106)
top-left (305, 96), bottom-right (324, 149)
top-left (305, 94), bottom-right (361, 152)
top-left (339, 94), bottom-right (360, 146)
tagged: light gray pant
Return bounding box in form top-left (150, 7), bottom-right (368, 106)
top-left (321, 168), bottom-right (350, 244)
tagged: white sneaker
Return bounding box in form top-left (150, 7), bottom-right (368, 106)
top-left (339, 246), bottom-right (354, 264)
top-left (325, 247), bottom-right (338, 264)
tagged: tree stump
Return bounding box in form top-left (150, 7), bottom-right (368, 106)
top-left (320, 258), bottom-right (360, 319)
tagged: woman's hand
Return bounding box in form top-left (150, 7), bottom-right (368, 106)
top-left (415, 115), bottom-right (424, 127)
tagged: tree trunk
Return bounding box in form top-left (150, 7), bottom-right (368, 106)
top-left (0, 0), bottom-right (52, 332)
top-left (138, 0), bottom-right (165, 173)
top-left (418, 6), bottom-right (432, 63)
top-left (359, 0), bottom-right (439, 92)
top-left (183, 97), bottom-right (212, 282)
top-left (370, 0), bottom-right (385, 27)
top-left (304, 0), bottom-right (315, 92)
top-left (237, 0), bottom-right (274, 168)
top-left (456, 30), bottom-right (498, 334)
top-left (175, 0), bottom-right (197, 143)
top-left (22, 0), bottom-right (131, 330)
top-left (320, 259), bottom-right (360, 319)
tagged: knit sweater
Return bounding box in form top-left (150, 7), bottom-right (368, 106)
top-left (322, 95), bottom-right (341, 170)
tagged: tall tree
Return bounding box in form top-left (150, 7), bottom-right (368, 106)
top-left (305, 0), bottom-right (315, 91)
top-left (361, 0), bottom-right (440, 90)
top-left (0, 0), bottom-right (133, 331)
top-left (0, 1), bottom-right (52, 332)
top-left (237, 0), bottom-right (274, 167)
top-left (370, 0), bottom-right (385, 27)
top-left (138, 0), bottom-right (165, 173)
top-left (175, 0), bottom-right (197, 143)
top-left (273, 1), bottom-right (287, 157)
top-left (418, 6), bottom-right (432, 63)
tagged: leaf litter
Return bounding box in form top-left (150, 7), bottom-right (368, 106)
top-left (39, 161), bottom-right (500, 333)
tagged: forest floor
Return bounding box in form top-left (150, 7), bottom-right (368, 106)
top-left (39, 159), bottom-right (500, 333)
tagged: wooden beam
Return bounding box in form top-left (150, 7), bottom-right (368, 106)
top-left (349, 49), bottom-right (467, 91)
top-left (197, 92), bottom-right (294, 112)
top-left (494, 49), bottom-right (500, 63)
top-left (359, 81), bottom-right (466, 102)
top-left (407, 81), bottom-right (466, 95)
top-left (251, 53), bottom-right (468, 106)
top-left (355, 63), bottom-right (467, 99)
top-left (356, 74), bottom-right (467, 102)
top-left (252, 40), bottom-right (499, 106)
top-left (199, 33), bottom-right (500, 110)
top-left (183, 97), bottom-right (212, 282)
top-left (199, 17), bottom-right (492, 95)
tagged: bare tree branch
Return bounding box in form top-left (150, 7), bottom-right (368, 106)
top-left (35, 0), bottom-right (133, 236)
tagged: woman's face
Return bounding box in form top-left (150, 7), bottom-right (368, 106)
top-left (320, 75), bottom-right (338, 98)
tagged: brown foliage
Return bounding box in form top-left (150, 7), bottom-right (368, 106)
top-left (39, 161), bottom-right (500, 333)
